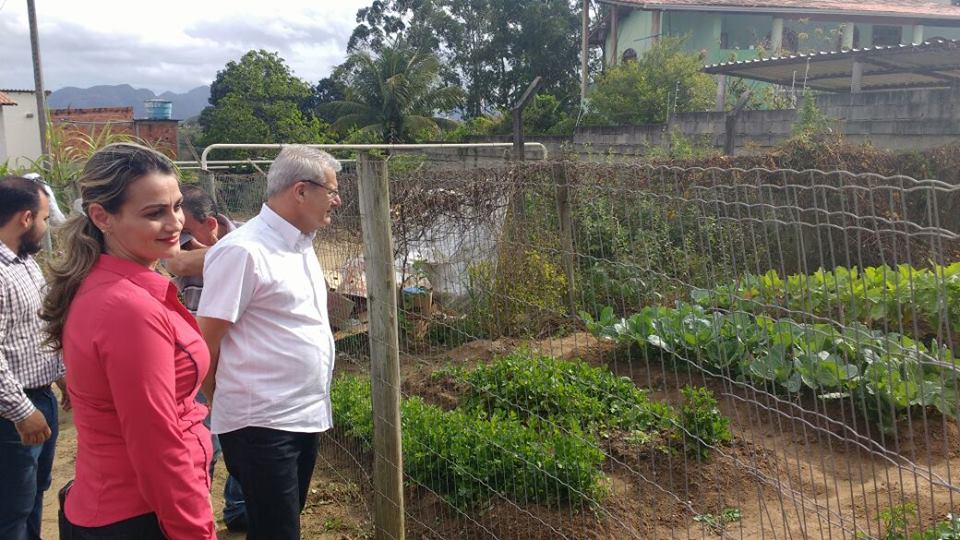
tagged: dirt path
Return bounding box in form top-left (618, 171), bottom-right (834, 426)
top-left (41, 388), bottom-right (371, 539)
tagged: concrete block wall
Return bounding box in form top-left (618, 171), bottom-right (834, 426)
top-left (456, 88), bottom-right (960, 163)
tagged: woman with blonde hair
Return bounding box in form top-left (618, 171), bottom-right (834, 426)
top-left (42, 143), bottom-right (215, 539)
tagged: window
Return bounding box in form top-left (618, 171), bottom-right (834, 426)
top-left (873, 25), bottom-right (901, 47)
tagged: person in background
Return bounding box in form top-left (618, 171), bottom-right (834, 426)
top-left (165, 184), bottom-right (247, 532)
top-left (41, 143), bottom-right (215, 539)
top-left (0, 176), bottom-right (65, 540)
top-left (197, 145), bottom-right (341, 540)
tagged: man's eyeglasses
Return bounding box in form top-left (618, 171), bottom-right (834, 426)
top-left (300, 179), bottom-right (340, 199)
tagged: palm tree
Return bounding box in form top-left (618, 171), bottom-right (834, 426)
top-left (327, 44), bottom-right (464, 143)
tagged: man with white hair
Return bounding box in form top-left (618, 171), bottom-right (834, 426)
top-left (196, 145), bottom-right (341, 540)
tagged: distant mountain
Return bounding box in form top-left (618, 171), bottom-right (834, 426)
top-left (48, 84), bottom-right (210, 119)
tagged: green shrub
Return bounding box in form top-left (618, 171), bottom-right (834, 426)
top-left (463, 249), bottom-right (568, 339)
top-left (459, 349), bottom-right (673, 434)
top-left (677, 386), bottom-right (731, 459)
top-left (585, 37), bottom-right (715, 126)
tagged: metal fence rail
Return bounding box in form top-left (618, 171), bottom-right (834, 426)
top-left (210, 153), bottom-right (960, 539)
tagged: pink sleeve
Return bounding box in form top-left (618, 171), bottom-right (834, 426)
top-left (97, 299), bottom-right (215, 540)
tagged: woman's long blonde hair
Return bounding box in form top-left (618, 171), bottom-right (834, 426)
top-left (42, 143), bottom-right (176, 350)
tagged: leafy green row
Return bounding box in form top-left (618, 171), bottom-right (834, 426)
top-left (331, 375), bottom-right (607, 508)
top-left (459, 349), bottom-right (674, 435)
top-left (452, 350), bottom-right (730, 459)
top-left (581, 303), bottom-right (960, 432)
top-left (692, 264), bottom-right (960, 338)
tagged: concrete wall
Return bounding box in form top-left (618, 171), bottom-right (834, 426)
top-left (818, 89), bottom-right (960, 150)
top-left (564, 109), bottom-right (797, 157)
top-left (1, 91), bottom-right (43, 168)
top-left (464, 88), bottom-right (960, 160)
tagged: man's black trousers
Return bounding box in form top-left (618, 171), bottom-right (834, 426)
top-left (218, 426), bottom-right (319, 540)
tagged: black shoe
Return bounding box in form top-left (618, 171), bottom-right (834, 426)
top-left (225, 514), bottom-right (248, 533)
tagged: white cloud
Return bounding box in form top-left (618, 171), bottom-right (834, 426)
top-left (0, 0), bottom-right (370, 93)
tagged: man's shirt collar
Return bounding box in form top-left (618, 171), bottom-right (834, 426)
top-left (0, 241), bottom-right (20, 265)
top-left (259, 204), bottom-right (315, 250)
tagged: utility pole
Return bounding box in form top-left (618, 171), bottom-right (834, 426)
top-left (580, 0), bottom-right (589, 103)
top-left (27, 0), bottom-right (48, 158)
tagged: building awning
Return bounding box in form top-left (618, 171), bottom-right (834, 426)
top-left (703, 38), bottom-right (960, 92)
top-left (0, 92), bottom-right (15, 106)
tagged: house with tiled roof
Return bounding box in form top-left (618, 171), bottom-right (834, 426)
top-left (595, 0), bottom-right (960, 67)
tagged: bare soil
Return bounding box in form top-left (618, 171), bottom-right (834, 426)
top-left (44, 333), bottom-right (960, 539)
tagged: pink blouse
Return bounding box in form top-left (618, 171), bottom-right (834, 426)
top-left (63, 254), bottom-right (215, 539)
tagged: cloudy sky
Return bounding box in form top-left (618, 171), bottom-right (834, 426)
top-left (1, 0), bottom-right (372, 93)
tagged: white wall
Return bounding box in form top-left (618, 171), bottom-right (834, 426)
top-left (1, 91), bottom-right (42, 168)
top-left (0, 108), bottom-right (7, 164)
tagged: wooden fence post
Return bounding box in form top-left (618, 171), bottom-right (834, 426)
top-left (200, 170), bottom-right (218, 207)
top-left (357, 151), bottom-right (405, 540)
top-left (554, 161), bottom-right (578, 317)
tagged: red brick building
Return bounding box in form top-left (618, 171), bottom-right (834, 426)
top-left (49, 106), bottom-right (179, 158)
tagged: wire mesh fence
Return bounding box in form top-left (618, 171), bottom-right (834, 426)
top-left (209, 154), bottom-right (960, 539)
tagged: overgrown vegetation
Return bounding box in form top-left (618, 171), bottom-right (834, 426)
top-left (790, 88), bottom-right (832, 141)
top-left (573, 193), bottom-right (751, 314)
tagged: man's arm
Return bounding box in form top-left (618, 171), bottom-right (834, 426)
top-left (0, 286), bottom-right (50, 445)
top-left (196, 317), bottom-right (233, 403)
top-left (164, 246), bottom-right (209, 277)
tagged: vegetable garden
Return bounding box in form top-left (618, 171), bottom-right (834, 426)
top-left (211, 155), bottom-right (960, 539)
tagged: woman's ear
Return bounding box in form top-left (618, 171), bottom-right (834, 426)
top-left (86, 203), bottom-right (111, 233)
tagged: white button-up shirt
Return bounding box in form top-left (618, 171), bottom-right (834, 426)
top-left (197, 204), bottom-right (335, 434)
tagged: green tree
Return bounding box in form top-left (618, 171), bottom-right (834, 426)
top-left (346, 0), bottom-right (581, 118)
top-left (200, 50), bottom-right (333, 145)
top-left (586, 38), bottom-right (716, 125)
top-left (326, 44), bottom-right (464, 143)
